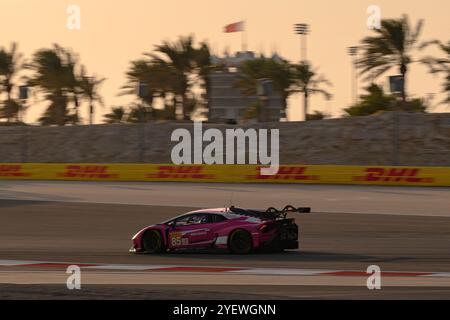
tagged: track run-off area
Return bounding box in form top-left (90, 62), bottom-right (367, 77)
top-left (0, 181), bottom-right (449, 299)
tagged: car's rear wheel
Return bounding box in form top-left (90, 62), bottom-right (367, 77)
top-left (142, 230), bottom-right (165, 254)
top-left (229, 230), bottom-right (253, 254)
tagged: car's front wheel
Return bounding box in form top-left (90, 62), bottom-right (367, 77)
top-left (229, 230), bottom-right (253, 254)
top-left (142, 230), bottom-right (165, 254)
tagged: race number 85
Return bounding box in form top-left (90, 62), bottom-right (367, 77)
top-left (170, 232), bottom-right (183, 247)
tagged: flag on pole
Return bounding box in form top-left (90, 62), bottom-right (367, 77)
top-left (224, 21), bottom-right (245, 33)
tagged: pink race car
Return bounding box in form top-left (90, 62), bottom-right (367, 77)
top-left (130, 205), bottom-right (311, 254)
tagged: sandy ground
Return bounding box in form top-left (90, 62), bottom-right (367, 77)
top-left (2, 284), bottom-right (450, 300)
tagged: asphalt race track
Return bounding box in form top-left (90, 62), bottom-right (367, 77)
top-left (1, 181), bottom-right (450, 216)
top-left (0, 181), bottom-right (449, 299)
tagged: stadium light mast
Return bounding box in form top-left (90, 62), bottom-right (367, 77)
top-left (348, 46), bottom-right (359, 104)
top-left (294, 23), bottom-right (310, 62)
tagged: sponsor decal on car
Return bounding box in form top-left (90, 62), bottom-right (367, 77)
top-left (169, 232), bottom-right (189, 247)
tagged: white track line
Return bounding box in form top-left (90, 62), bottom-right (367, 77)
top-left (0, 259), bottom-right (448, 278)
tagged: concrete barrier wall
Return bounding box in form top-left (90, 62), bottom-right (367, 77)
top-left (1, 112), bottom-right (449, 166)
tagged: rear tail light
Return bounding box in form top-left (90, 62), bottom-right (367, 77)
top-left (258, 224), bottom-right (275, 233)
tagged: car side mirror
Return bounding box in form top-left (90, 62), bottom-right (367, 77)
top-left (167, 221), bottom-right (176, 228)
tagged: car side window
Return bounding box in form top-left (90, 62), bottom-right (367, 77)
top-left (211, 214), bottom-right (227, 223)
top-left (175, 214), bottom-right (209, 226)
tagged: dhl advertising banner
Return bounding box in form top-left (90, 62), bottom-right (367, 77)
top-left (0, 164), bottom-right (449, 187)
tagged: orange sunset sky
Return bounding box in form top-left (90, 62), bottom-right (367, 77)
top-left (1, 0), bottom-right (449, 123)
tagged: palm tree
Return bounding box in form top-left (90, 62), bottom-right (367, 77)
top-left (344, 84), bottom-right (396, 116)
top-left (306, 111), bottom-right (330, 121)
top-left (79, 67), bottom-right (106, 124)
top-left (63, 46), bottom-right (82, 121)
top-left (357, 15), bottom-right (424, 102)
top-left (104, 106), bottom-right (126, 124)
top-left (1, 100), bottom-right (22, 122)
top-left (421, 40), bottom-right (450, 105)
top-left (37, 96), bottom-right (78, 125)
top-left (121, 59), bottom-right (179, 120)
top-left (235, 57), bottom-right (296, 118)
top-left (127, 103), bottom-right (152, 123)
top-left (293, 61), bottom-right (332, 121)
top-left (243, 101), bottom-right (263, 121)
top-left (268, 60), bottom-right (297, 116)
top-left (124, 36), bottom-right (211, 121)
top-left (149, 35), bottom-right (196, 120)
top-left (235, 58), bottom-right (264, 93)
top-left (0, 42), bottom-right (25, 122)
top-left (122, 59), bottom-right (155, 106)
top-left (27, 45), bottom-right (81, 126)
top-left (344, 83), bottom-right (427, 116)
top-left (194, 41), bottom-right (212, 118)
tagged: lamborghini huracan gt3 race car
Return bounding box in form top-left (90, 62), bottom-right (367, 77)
top-left (130, 205), bottom-right (311, 254)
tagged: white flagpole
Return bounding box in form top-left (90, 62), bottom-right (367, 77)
top-left (241, 20), bottom-right (247, 52)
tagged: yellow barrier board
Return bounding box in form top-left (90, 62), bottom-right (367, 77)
top-left (0, 164), bottom-right (449, 187)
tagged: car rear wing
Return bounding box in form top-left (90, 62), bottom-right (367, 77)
top-left (266, 205), bottom-right (312, 219)
top-left (229, 205), bottom-right (311, 220)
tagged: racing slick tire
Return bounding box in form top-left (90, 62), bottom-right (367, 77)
top-left (229, 229), bottom-right (253, 254)
top-left (142, 230), bottom-right (165, 254)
